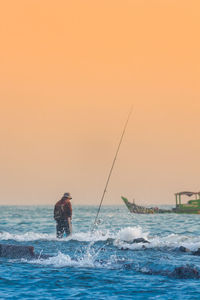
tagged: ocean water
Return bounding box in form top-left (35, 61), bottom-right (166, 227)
top-left (1, 205), bottom-right (200, 299)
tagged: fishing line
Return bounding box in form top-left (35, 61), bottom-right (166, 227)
top-left (92, 106), bottom-right (133, 232)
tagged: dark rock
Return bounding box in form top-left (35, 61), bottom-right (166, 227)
top-left (171, 266), bottom-right (200, 279)
top-left (192, 248), bottom-right (200, 256)
top-left (0, 243), bottom-right (51, 260)
top-left (123, 263), bottom-right (132, 270)
top-left (179, 246), bottom-right (191, 253)
top-left (0, 244), bottom-right (35, 259)
top-left (132, 238), bottom-right (149, 244)
top-left (139, 265), bottom-right (200, 279)
top-left (120, 247), bottom-right (129, 250)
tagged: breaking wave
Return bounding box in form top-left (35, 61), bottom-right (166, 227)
top-left (26, 248), bottom-right (200, 280)
top-left (0, 230), bottom-right (111, 242)
top-left (1, 226), bottom-right (200, 252)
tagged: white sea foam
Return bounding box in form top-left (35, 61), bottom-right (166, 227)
top-left (31, 252), bottom-right (97, 268)
top-left (114, 228), bottom-right (200, 251)
top-left (0, 231), bottom-right (56, 242)
top-left (0, 229), bottom-right (111, 242)
top-left (1, 226), bottom-right (200, 252)
top-left (29, 245), bottom-right (108, 269)
top-left (117, 226), bottom-right (148, 242)
top-left (70, 230), bottom-right (111, 242)
top-left (28, 241), bottom-right (122, 269)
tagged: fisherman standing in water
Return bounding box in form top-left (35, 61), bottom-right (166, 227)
top-left (54, 193), bottom-right (72, 238)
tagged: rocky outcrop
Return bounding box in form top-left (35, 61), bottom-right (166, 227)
top-left (0, 243), bottom-right (50, 259)
top-left (179, 246), bottom-right (200, 256)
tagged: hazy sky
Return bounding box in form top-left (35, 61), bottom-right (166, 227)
top-left (0, 0), bottom-right (199, 205)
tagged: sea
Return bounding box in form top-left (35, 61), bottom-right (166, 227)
top-left (0, 205), bottom-right (200, 299)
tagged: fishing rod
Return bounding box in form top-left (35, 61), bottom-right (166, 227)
top-left (92, 107), bottom-right (133, 231)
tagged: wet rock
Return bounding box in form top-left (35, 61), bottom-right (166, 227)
top-left (179, 246), bottom-right (200, 256)
top-left (124, 238), bottom-right (149, 244)
top-left (0, 244), bottom-right (35, 259)
top-left (132, 238), bottom-right (149, 244)
top-left (171, 266), bottom-right (200, 279)
top-left (0, 243), bottom-right (51, 260)
top-left (139, 265), bottom-right (200, 279)
top-left (119, 247), bottom-right (129, 250)
top-left (192, 248), bottom-right (200, 256)
top-left (105, 238), bottom-right (114, 245)
top-left (179, 246), bottom-right (191, 253)
top-left (123, 263), bottom-right (132, 270)
top-left (119, 238), bottom-right (149, 250)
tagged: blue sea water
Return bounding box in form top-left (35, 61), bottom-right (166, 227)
top-left (1, 205), bottom-right (200, 299)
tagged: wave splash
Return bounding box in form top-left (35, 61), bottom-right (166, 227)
top-left (28, 244), bottom-right (119, 270)
top-left (1, 226), bottom-right (200, 251)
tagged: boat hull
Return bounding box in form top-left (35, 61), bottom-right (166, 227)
top-left (122, 197), bottom-right (200, 214)
top-left (122, 197), bottom-right (172, 214)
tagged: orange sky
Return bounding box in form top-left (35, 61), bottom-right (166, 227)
top-left (0, 0), bottom-right (199, 205)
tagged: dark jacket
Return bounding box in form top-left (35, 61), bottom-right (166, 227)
top-left (54, 198), bottom-right (72, 221)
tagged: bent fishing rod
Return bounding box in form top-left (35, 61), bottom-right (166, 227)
top-left (92, 107), bottom-right (133, 232)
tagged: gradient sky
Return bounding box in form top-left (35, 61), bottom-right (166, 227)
top-left (0, 0), bottom-right (199, 205)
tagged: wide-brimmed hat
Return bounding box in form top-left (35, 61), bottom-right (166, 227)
top-left (63, 192), bottom-right (72, 199)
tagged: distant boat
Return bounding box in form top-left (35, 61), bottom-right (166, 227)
top-left (122, 191), bottom-right (200, 214)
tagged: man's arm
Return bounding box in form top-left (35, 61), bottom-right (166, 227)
top-left (66, 201), bottom-right (72, 234)
top-left (65, 201), bottom-right (72, 219)
top-left (68, 201), bottom-right (72, 219)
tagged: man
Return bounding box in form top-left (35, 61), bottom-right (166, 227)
top-left (54, 192), bottom-right (72, 238)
